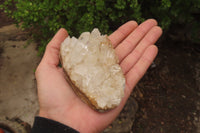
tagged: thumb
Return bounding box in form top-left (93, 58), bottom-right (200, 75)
top-left (42, 28), bottom-right (68, 67)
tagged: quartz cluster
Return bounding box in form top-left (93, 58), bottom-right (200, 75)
top-left (60, 28), bottom-right (125, 111)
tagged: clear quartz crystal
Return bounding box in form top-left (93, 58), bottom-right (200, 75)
top-left (60, 28), bottom-right (125, 110)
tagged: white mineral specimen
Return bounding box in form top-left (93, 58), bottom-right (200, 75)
top-left (60, 28), bottom-right (125, 111)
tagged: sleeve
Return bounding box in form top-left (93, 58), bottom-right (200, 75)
top-left (31, 116), bottom-right (79, 133)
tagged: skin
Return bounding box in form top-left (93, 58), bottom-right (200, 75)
top-left (35, 19), bottom-right (162, 133)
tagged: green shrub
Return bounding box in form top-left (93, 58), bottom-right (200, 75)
top-left (140, 0), bottom-right (200, 29)
top-left (0, 0), bottom-right (199, 53)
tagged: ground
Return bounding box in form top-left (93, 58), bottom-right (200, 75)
top-left (133, 40), bottom-right (200, 133)
top-left (0, 9), bottom-right (200, 133)
top-left (0, 11), bottom-right (39, 132)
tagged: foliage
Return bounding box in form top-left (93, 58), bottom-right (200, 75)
top-left (0, 0), bottom-right (199, 53)
top-left (140, 0), bottom-right (200, 29)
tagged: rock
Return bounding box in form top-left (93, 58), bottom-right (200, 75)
top-left (0, 24), bottom-right (39, 125)
top-left (60, 28), bottom-right (125, 111)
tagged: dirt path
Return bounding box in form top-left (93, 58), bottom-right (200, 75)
top-left (0, 24), bottom-right (40, 132)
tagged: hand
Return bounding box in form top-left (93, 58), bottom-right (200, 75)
top-left (35, 19), bottom-right (162, 133)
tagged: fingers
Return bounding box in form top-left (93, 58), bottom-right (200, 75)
top-left (115, 19), bottom-right (158, 62)
top-left (42, 28), bottom-right (68, 66)
top-left (125, 45), bottom-right (158, 92)
top-left (109, 21), bottom-right (138, 48)
top-left (120, 26), bottom-right (162, 74)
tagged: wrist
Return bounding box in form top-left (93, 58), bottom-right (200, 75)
top-left (38, 109), bottom-right (82, 132)
top-left (38, 108), bottom-right (101, 133)
top-left (38, 109), bottom-right (67, 126)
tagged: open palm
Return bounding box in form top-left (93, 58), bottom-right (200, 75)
top-left (35, 19), bottom-right (162, 133)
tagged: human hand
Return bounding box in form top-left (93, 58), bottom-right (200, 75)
top-left (35, 19), bottom-right (162, 133)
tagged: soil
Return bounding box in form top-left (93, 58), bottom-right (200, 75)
top-left (0, 8), bottom-right (200, 133)
top-left (132, 39), bottom-right (200, 133)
